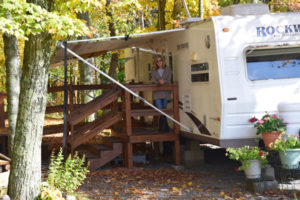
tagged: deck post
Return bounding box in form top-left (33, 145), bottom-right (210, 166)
top-left (173, 82), bottom-right (180, 165)
top-left (123, 90), bottom-right (133, 168)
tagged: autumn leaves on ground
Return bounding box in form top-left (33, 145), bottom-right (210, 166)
top-left (76, 159), bottom-right (294, 200)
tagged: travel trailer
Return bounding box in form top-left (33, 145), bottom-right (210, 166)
top-left (52, 4), bottom-right (300, 148)
top-left (124, 4), bottom-right (300, 147)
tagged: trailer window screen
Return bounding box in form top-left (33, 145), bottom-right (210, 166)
top-left (191, 73), bottom-right (209, 82)
top-left (246, 47), bottom-right (300, 81)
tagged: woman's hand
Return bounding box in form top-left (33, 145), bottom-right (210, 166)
top-left (159, 79), bottom-right (165, 84)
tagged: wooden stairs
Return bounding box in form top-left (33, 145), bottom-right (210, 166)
top-left (67, 88), bottom-right (123, 171)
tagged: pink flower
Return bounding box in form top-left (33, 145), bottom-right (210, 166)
top-left (249, 117), bottom-right (257, 123)
top-left (285, 122), bottom-right (288, 125)
top-left (273, 114), bottom-right (278, 119)
top-left (293, 134), bottom-right (299, 138)
top-left (264, 117), bottom-right (270, 121)
top-left (258, 120), bottom-right (264, 124)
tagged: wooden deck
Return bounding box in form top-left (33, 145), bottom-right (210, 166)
top-left (0, 83), bottom-right (180, 170)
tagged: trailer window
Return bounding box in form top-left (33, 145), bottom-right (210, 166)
top-left (246, 47), bottom-right (300, 81)
top-left (191, 63), bottom-right (209, 82)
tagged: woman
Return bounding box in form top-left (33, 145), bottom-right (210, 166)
top-left (152, 55), bottom-right (172, 132)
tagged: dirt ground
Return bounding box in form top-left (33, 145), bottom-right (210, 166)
top-left (76, 148), bottom-right (299, 200)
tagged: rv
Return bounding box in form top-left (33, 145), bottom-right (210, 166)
top-left (124, 4), bottom-right (300, 147)
top-left (52, 4), bottom-right (300, 148)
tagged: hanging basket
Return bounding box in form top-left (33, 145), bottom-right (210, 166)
top-left (279, 149), bottom-right (300, 169)
top-left (243, 159), bottom-right (261, 179)
top-left (262, 131), bottom-right (281, 150)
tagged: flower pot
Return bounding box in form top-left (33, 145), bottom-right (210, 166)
top-left (279, 149), bottom-right (300, 169)
top-left (262, 131), bottom-right (281, 149)
top-left (243, 159), bottom-right (261, 179)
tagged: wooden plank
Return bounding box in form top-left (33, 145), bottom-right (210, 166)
top-left (131, 109), bottom-right (173, 117)
top-left (71, 84), bottom-right (113, 91)
top-left (0, 153), bottom-right (11, 162)
top-left (73, 112), bottom-right (113, 136)
top-left (68, 89), bottom-right (121, 126)
top-left (125, 84), bottom-right (174, 92)
top-left (88, 143), bottom-right (122, 171)
top-left (43, 124), bottom-right (64, 135)
top-left (0, 160), bottom-right (9, 166)
top-left (129, 133), bottom-right (176, 143)
top-left (71, 112), bottom-right (122, 149)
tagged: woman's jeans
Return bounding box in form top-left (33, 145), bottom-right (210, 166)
top-left (154, 99), bottom-right (168, 109)
top-left (154, 99), bottom-right (169, 132)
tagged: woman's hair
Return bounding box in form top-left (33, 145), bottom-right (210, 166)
top-left (153, 55), bottom-right (166, 70)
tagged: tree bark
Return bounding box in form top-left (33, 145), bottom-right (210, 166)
top-left (3, 34), bottom-right (21, 157)
top-left (172, 0), bottom-right (182, 20)
top-left (106, 0), bottom-right (119, 78)
top-left (158, 0), bottom-right (166, 30)
top-left (8, 0), bottom-right (54, 198)
top-left (77, 12), bottom-right (95, 121)
top-left (8, 31), bottom-right (52, 200)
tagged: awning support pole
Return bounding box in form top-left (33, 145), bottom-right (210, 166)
top-left (60, 43), bottom-right (193, 133)
top-left (63, 41), bottom-right (68, 155)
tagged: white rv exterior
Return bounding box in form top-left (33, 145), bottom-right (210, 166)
top-left (126, 7), bottom-right (300, 147)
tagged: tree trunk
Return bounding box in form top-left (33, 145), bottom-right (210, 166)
top-left (77, 12), bottom-right (95, 121)
top-left (8, 31), bottom-right (52, 200)
top-left (106, 0), bottom-right (119, 78)
top-left (8, 0), bottom-right (54, 197)
top-left (172, 0), bottom-right (182, 20)
top-left (158, 0), bottom-right (166, 30)
top-left (3, 34), bottom-right (21, 157)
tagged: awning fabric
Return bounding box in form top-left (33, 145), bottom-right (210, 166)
top-left (50, 28), bottom-right (185, 67)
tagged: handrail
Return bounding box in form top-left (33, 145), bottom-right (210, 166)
top-left (67, 88), bottom-right (122, 126)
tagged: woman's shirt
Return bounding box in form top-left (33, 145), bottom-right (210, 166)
top-left (151, 66), bottom-right (172, 100)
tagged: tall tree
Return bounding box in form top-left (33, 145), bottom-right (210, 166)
top-left (0, 0), bottom-right (95, 198)
top-left (158, 0), bottom-right (166, 30)
top-left (3, 34), bottom-right (21, 157)
top-left (106, 0), bottom-right (119, 78)
top-left (77, 12), bottom-right (95, 121)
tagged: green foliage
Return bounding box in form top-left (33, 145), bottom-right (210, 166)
top-left (269, 133), bottom-right (300, 151)
top-left (47, 148), bottom-right (89, 195)
top-left (226, 146), bottom-right (268, 171)
top-left (0, 0), bottom-right (91, 39)
top-left (249, 113), bottom-right (287, 135)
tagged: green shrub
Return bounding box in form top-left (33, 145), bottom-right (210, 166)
top-left (47, 148), bottom-right (89, 195)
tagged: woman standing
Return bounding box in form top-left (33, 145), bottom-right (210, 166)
top-left (152, 55), bottom-right (172, 132)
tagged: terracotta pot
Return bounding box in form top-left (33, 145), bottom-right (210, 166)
top-left (262, 131), bottom-right (281, 149)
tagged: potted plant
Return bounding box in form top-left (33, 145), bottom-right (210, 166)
top-left (249, 113), bottom-right (287, 149)
top-left (226, 146), bottom-right (268, 179)
top-left (269, 133), bottom-right (300, 169)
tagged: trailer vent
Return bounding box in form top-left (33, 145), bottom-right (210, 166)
top-left (177, 43), bottom-right (189, 51)
top-left (221, 4), bottom-right (269, 16)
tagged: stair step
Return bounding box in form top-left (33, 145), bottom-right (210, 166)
top-left (71, 112), bottom-right (122, 149)
top-left (68, 89), bottom-right (121, 126)
top-left (89, 142), bottom-right (123, 171)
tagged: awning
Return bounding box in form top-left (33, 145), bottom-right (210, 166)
top-left (50, 28), bottom-right (186, 67)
